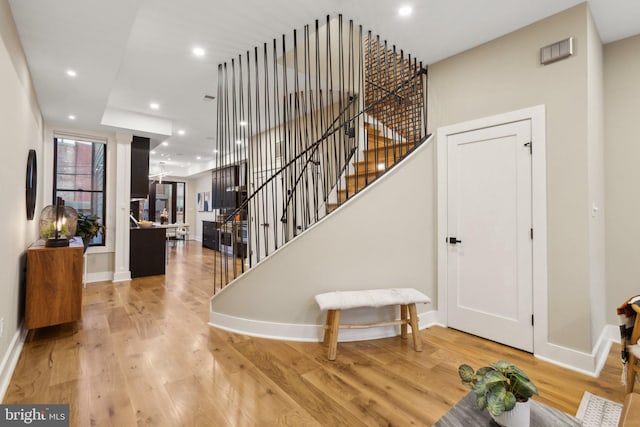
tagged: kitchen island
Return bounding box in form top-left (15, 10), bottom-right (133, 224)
top-left (130, 226), bottom-right (166, 278)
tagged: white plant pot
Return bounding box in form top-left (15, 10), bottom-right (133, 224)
top-left (490, 400), bottom-right (531, 427)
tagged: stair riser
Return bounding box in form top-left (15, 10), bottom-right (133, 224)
top-left (364, 146), bottom-right (410, 163)
top-left (354, 159), bottom-right (397, 175)
top-left (346, 173), bottom-right (380, 193)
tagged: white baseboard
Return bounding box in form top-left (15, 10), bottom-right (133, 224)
top-left (209, 308), bottom-right (440, 343)
top-left (112, 270), bottom-right (131, 282)
top-left (85, 271), bottom-right (114, 284)
top-left (209, 312), bottom-right (322, 342)
top-left (534, 323), bottom-right (618, 377)
top-left (0, 325), bottom-right (27, 401)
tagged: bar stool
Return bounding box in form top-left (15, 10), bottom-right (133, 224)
top-left (627, 303), bottom-right (640, 393)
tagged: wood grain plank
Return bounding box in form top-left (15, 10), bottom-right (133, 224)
top-left (2, 243), bottom-right (627, 426)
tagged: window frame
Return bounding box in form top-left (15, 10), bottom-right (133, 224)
top-left (52, 136), bottom-right (107, 247)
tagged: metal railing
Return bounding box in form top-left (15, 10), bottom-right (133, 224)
top-left (210, 15), bottom-right (428, 292)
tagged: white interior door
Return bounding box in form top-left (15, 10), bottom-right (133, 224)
top-left (446, 120), bottom-right (533, 352)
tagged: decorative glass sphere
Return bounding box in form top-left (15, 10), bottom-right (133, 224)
top-left (39, 205), bottom-right (78, 240)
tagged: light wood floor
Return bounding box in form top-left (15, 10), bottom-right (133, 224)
top-left (4, 242), bottom-right (627, 426)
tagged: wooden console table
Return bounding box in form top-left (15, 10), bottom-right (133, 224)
top-left (25, 238), bottom-right (84, 329)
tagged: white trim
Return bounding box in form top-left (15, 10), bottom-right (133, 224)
top-left (437, 105), bottom-right (547, 353)
top-left (85, 271), bottom-right (114, 284)
top-left (593, 324), bottom-right (619, 375)
top-left (209, 309), bottom-right (440, 343)
top-left (534, 324), bottom-right (617, 377)
top-left (0, 326), bottom-right (27, 401)
top-left (112, 271), bottom-right (131, 282)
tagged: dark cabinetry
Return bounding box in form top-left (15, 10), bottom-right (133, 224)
top-left (212, 166), bottom-right (238, 209)
top-left (202, 221), bottom-right (219, 250)
top-left (130, 227), bottom-right (166, 277)
top-left (131, 136), bottom-right (150, 199)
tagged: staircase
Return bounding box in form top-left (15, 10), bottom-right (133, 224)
top-left (327, 35), bottom-right (427, 212)
top-left (210, 15), bottom-right (428, 291)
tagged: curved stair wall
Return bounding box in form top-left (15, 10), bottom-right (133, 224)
top-left (209, 135), bottom-right (436, 341)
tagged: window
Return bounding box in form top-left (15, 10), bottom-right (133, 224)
top-left (134, 181), bottom-right (185, 224)
top-left (53, 137), bottom-right (106, 246)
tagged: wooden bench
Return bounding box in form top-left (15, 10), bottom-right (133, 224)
top-left (315, 288), bottom-right (431, 360)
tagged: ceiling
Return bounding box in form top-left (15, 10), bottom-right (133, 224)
top-left (8, 0), bottom-right (640, 177)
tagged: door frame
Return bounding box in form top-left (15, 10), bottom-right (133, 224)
top-left (437, 105), bottom-right (547, 353)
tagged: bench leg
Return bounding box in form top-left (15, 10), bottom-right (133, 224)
top-left (328, 309), bottom-right (341, 361)
top-left (323, 310), bottom-right (335, 345)
top-left (407, 303), bottom-right (422, 352)
top-left (400, 305), bottom-right (408, 339)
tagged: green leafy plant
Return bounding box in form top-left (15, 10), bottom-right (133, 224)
top-left (458, 360), bottom-right (539, 417)
top-left (40, 222), bottom-right (69, 238)
top-left (76, 213), bottom-right (105, 240)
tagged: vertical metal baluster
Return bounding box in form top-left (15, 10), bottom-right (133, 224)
top-left (355, 25), bottom-right (363, 199)
top-left (246, 50), bottom-right (259, 263)
top-left (254, 46), bottom-right (266, 260)
top-left (304, 24), bottom-right (319, 223)
top-left (302, 24), bottom-right (312, 229)
top-left (321, 18), bottom-right (329, 210)
top-left (382, 39), bottom-right (390, 178)
top-left (411, 57), bottom-right (420, 149)
top-left (213, 64), bottom-right (222, 293)
top-left (222, 62), bottom-right (229, 285)
top-left (281, 35), bottom-right (291, 243)
top-left (391, 45), bottom-right (398, 163)
top-left (374, 36), bottom-right (382, 181)
top-left (313, 20), bottom-right (324, 215)
top-left (327, 16), bottom-right (339, 206)
top-left (421, 61), bottom-right (427, 139)
top-left (232, 58), bottom-right (240, 279)
top-left (347, 20), bottom-right (354, 195)
top-left (261, 43), bottom-right (272, 258)
top-left (238, 54), bottom-right (250, 270)
top-left (272, 39), bottom-right (280, 251)
top-left (292, 29), bottom-right (300, 236)
top-left (365, 32), bottom-right (372, 186)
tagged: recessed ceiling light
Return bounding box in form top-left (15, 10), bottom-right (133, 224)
top-left (239, 121), bottom-right (247, 126)
top-left (398, 5), bottom-right (413, 16)
top-left (66, 69), bottom-right (77, 77)
top-left (236, 140), bottom-right (243, 145)
top-left (150, 102), bottom-right (160, 110)
top-left (213, 149), bottom-right (218, 153)
top-left (162, 141), bottom-right (169, 146)
top-left (68, 114), bottom-right (76, 120)
top-left (178, 129), bottom-right (185, 135)
top-left (192, 47), bottom-right (205, 57)
top-left (150, 150), bottom-right (156, 155)
top-left (196, 156), bottom-right (201, 160)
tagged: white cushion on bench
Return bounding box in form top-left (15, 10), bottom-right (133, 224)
top-left (315, 288), bottom-right (431, 311)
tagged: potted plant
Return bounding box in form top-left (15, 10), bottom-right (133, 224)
top-left (458, 360), bottom-right (539, 427)
top-left (76, 213), bottom-right (105, 252)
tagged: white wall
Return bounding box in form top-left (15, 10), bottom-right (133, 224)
top-left (210, 138), bottom-right (436, 337)
top-left (191, 171), bottom-right (217, 242)
top-left (428, 3), bottom-right (597, 352)
top-left (585, 7), bottom-right (607, 349)
top-left (0, 0), bottom-right (43, 396)
top-left (604, 33), bottom-right (640, 322)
